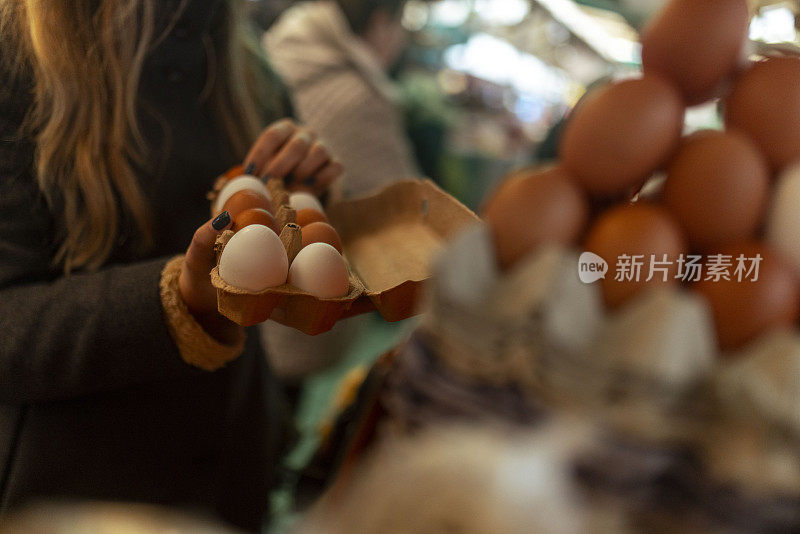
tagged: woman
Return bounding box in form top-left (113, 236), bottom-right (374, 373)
top-left (0, 0), bottom-right (341, 530)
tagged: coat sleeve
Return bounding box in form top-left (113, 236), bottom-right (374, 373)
top-left (0, 256), bottom-right (196, 404)
top-left (0, 66), bottom-right (210, 405)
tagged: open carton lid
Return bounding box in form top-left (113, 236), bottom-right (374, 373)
top-left (211, 179), bottom-right (480, 334)
top-left (328, 179), bottom-right (480, 321)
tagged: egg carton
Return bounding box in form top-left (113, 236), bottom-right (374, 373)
top-left (395, 223), bottom-right (800, 527)
top-left (209, 177), bottom-right (480, 334)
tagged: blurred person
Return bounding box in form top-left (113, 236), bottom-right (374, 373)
top-left (0, 0), bottom-right (341, 530)
top-left (259, 0), bottom-right (421, 387)
top-left (265, 0), bottom-right (419, 200)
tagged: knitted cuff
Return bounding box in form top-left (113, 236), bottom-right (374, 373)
top-left (159, 256), bottom-right (245, 371)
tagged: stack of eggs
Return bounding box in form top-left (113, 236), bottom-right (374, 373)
top-left (484, 0), bottom-right (800, 352)
top-left (213, 171), bottom-right (350, 299)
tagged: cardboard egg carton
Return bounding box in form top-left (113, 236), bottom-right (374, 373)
top-left (209, 177), bottom-right (480, 334)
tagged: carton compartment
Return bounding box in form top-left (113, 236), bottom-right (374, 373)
top-left (343, 223), bottom-right (441, 290)
top-left (211, 258), bottom-right (363, 331)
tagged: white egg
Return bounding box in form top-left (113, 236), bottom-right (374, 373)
top-left (289, 242), bottom-right (349, 298)
top-left (766, 161), bottom-right (800, 275)
top-left (289, 192), bottom-right (324, 214)
top-left (214, 176), bottom-right (272, 214)
top-left (219, 225), bottom-right (288, 292)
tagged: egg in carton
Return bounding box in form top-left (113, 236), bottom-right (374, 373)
top-left (209, 172), bottom-right (480, 334)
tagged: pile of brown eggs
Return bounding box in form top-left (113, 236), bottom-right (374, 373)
top-left (212, 168), bottom-right (350, 298)
top-left (484, 0), bottom-right (800, 352)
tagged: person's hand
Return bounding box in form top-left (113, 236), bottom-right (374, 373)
top-left (178, 211), bottom-right (240, 344)
top-left (244, 119), bottom-right (342, 196)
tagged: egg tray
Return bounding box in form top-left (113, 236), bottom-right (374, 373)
top-left (210, 179), bottom-right (480, 334)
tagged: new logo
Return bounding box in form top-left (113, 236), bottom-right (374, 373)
top-left (578, 252), bottom-right (608, 284)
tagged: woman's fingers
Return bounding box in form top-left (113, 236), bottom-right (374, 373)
top-left (180, 211), bottom-right (232, 316)
top-left (308, 160), bottom-right (344, 195)
top-left (264, 129), bottom-right (316, 179)
top-left (244, 120), bottom-right (340, 197)
top-left (184, 211), bottom-right (231, 278)
top-left (291, 141), bottom-right (332, 182)
top-left (244, 119), bottom-right (297, 177)
top-left (179, 212), bottom-right (243, 342)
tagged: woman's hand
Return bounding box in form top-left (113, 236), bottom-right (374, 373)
top-left (178, 211), bottom-right (240, 344)
top-left (244, 119), bottom-right (343, 196)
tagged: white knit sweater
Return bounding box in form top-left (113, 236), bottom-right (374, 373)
top-left (264, 0), bottom-right (419, 200)
top-left (261, 2), bottom-right (419, 378)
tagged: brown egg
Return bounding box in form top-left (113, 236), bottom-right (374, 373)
top-left (560, 76), bottom-right (685, 198)
top-left (641, 0), bottom-right (749, 105)
top-left (301, 222), bottom-right (343, 253)
top-left (692, 242), bottom-right (800, 351)
top-left (483, 166), bottom-right (589, 270)
top-left (296, 208), bottom-right (329, 227)
top-left (223, 164), bottom-right (245, 181)
top-left (585, 203), bottom-right (687, 309)
top-left (222, 189), bottom-right (273, 218)
top-left (726, 56), bottom-right (800, 172)
top-left (662, 130), bottom-right (769, 251)
top-left (231, 208), bottom-right (279, 234)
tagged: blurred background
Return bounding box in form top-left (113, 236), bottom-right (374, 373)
top-left (249, 0), bottom-right (799, 209)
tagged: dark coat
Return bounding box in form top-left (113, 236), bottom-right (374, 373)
top-left (0, 1), bottom-right (294, 530)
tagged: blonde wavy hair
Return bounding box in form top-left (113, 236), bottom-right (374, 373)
top-left (0, 0), bottom-right (267, 271)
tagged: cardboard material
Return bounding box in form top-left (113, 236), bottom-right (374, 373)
top-left (211, 179), bottom-right (480, 334)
